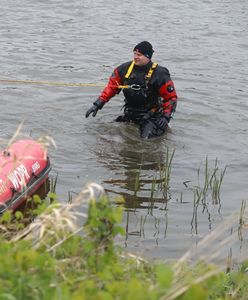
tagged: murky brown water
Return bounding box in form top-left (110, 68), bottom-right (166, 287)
top-left (1, 0), bottom-right (248, 259)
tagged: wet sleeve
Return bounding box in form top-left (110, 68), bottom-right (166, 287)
top-left (99, 68), bottom-right (122, 103)
top-left (158, 69), bottom-right (178, 117)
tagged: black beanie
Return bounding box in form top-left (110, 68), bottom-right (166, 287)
top-left (133, 41), bottom-right (154, 59)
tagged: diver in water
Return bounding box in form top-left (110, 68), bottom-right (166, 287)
top-left (85, 41), bottom-right (178, 139)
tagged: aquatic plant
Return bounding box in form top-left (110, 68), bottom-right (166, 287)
top-left (191, 157), bottom-right (226, 234)
top-left (159, 147), bottom-right (175, 196)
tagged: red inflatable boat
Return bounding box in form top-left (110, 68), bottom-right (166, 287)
top-left (0, 139), bottom-right (51, 214)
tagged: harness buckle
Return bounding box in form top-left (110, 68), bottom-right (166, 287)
top-left (130, 84), bottom-right (141, 91)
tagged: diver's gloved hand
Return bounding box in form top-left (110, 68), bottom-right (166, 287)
top-left (141, 111), bottom-right (154, 121)
top-left (85, 98), bottom-right (105, 118)
top-left (85, 104), bottom-right (98, 118)
top-left (157, 114), bottom-right (170, 128)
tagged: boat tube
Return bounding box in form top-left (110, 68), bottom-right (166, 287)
top-left (0, 139), bottom-right (51, 214)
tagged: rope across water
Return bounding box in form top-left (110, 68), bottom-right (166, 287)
top-left (0, 78), bottom-right (129, 89)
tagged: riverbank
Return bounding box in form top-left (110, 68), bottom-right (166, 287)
top-left (0, 183), bottom-right (247, 300)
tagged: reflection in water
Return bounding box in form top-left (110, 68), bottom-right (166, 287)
top-left (91, 123), bottom-right (226, 256)
top-left (95, 123), bottom-right (173, 205)
top-left (92, 123), bottom-right (176, 246)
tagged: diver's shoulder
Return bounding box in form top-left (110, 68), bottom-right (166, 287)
top-left (155, 63), bottom-right (171, 77)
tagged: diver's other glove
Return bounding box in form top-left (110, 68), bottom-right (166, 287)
top-left (157, 114), bottom-right (170, 128)
top-left (85, 98), bottom-right (105, 118)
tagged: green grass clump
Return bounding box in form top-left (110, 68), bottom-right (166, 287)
top-left (0, 184), bottom-right (247, 299)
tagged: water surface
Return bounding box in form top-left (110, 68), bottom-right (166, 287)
top-left (1, 0), bottom-right (248, 260)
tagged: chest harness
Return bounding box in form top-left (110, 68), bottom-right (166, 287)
top-left (122, 61), bottom-right (160, 114)
top-left (124, 61), bottom-right (158, 90)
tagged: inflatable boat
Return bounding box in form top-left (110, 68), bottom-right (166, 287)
top-left (0, 139), bottom-right (51, 214)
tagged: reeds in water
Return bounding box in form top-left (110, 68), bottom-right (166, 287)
top-left (191, 157), bottom-right (226, 234)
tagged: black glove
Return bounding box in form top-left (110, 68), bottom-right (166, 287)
top-left (85, 98), bottom-right (104, 118)
top-left (142, 111), bottom-right (153, 121)
top-left (157, 115), bottom-right (169, 128)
